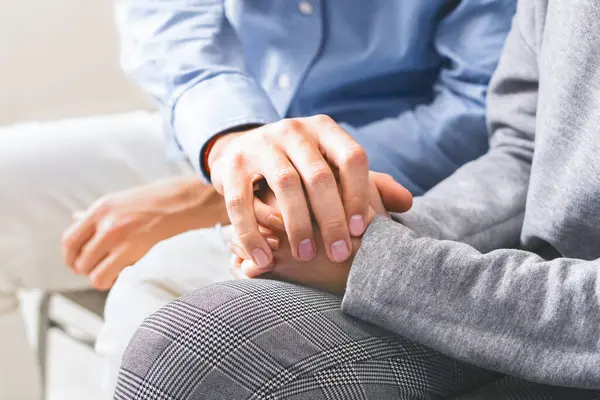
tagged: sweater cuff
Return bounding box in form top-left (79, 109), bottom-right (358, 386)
top-left (342, 215), bottom-right (418, 320)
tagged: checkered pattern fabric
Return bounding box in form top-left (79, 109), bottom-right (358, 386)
top-left (115, 280), bottom-right (600, 399)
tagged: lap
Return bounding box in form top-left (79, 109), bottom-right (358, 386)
top-left (456, 376), bottom-right (600, 399)
top-left (115, 279), bottom-right (500, 400)
top-left (98, 226), bottom-right (234, 393)
top-left (0, 111), bottom-right (192, 292)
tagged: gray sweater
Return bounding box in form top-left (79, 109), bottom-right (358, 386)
top-left (343, 0), bottom-right (600, 389)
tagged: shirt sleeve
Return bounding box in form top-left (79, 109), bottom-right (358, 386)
top-left (114, 0), bottom-right (280, 178)
top-left (341, 0), bottom-right (517, 195)
top-left (343, 2), bottom-right (600, 389)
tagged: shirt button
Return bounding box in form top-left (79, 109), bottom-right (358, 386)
top-left (278, 74), bottom-right (292, 90)
top-left (298, 1), bottom-right (313, 16)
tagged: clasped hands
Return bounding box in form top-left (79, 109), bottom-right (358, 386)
top-left (62, 115), bottom-right (412, 292)
top-left (228, 171), bottom-right (413, 294)
top-left (208, 117), bottom-right (412, 294)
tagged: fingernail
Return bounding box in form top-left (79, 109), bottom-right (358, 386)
top-left (349, 215), bottom-right (365, 236)
top-left (266, 237), bottom-right (280, 250)
top-left (268, 215), bottom-right (285, 231)
top-left (298, 239), bottom-right (316, 261)
top-left (252, 248), bottom-right (271, 269)
top-left (331, 240), bottom-right (350, 263)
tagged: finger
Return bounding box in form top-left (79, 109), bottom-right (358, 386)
top-left (73, 218), bottom-right (121, 275)
top-left (265, 236), bottom-right (280, 251)
top-left (257, 228), bottom-right (281, 250)
top-left (223, 162), bottom-right (273, 270)
top-left (240, 258), bottom-right (268, 279)
top-left (88, 249), bottom-right (130, 291)
top-left (253, 197), bottom-right (285, 232)
top-left (368, 173), bottom-right (387, 216)
top-left (282, 128), bottom-right (352, 263)
top-left (229, 265), bottom-right (248, 280)
top-left (229, 225), bottom-right (278, 249)
top-left (228, 242), bottom-right (248, 260)
top-left (306, 115), bottom-right (370, 238)
top-left (61, 213), bottom-right (96, 268)
top-left (258, 225), bottom-right (274, 236)
top-left (260, 145), bottom-right (315, 262)
top-left (371, 172), bottom-right (413, 213)
top-left (229, 233), bottom-right (278, 262)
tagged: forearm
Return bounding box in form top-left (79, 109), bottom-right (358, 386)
top-left (394, 145), bottom-right (529, 252)
top-left (151, 177), bottom-right (229, 237)
top-left (343, 216), bottom-right (600, 389)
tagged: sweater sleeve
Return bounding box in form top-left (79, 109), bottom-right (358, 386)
top-left (343, 216), bottom-right (600, 389)
top-left (390, 1), bottom-right (540, 253)
top-left (343, 1), bottom-right (600, 390)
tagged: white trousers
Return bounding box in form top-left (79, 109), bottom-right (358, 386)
top-left (0, 111), bottom-right (193, 399)
top-left (96, 224), bottom-right (234, 397)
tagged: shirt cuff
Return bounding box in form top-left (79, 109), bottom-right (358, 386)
top-left (172, 73), bottom-right (281, 181)
top-left (341, 215), bottom-right (417, 320)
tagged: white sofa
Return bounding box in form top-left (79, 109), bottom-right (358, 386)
top-left (0, 3), bottom-right (155, 399)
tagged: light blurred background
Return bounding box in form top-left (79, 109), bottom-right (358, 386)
top-left (1, 1), bottom-right (151, 398)
top-left (0, 0), bottom-right (152, 126)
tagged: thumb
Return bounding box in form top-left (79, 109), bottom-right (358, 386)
top-left (371, 172), bottom-right (413, 213)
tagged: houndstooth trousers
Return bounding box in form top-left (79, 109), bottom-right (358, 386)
top-left (114, 279), bottom-right (600, 400)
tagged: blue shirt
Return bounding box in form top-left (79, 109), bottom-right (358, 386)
top-left (115, 0), bottom-right (515, 195)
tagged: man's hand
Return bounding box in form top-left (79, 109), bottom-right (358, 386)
top-left (228, 172), bottom-right (412, 293)
top-left (208, 115), bottom-right (371, 269)
top-left (61, 177), bottom-right (229, 290)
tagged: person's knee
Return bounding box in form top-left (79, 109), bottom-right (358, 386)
top-left (115, 280), bottom-right (347, 398)
top-left (98, 266), bottom-right (173, 358)
top-left (99, 228), bottom-right (231, 362)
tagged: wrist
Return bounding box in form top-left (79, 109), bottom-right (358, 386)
top-left (155, 178), bottom-right (226, 237)
top-left (206, 125), bottom-right (262, 174)
top-left (176, 179), bottom-right (229, 230)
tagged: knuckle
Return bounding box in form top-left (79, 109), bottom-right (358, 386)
top-left (236, 230), bottom-right (258, 246)
top-left (74, 258), bottom-right (89, 274)
top-left (90, 274), bottom-right (103, 289)
top-left (274, 168), bottom-right (300, 190)
top-left (293, 134), bottom-right (314, 150)
top-left (278, 118), bottom-right (302, 134)
top-left (347, 194), bottom-right (368, 208)
top-left (91, 275), bottom-right (109, 291)
top-left (98, 224), bottom-right (119, 242)
top-left (61, 231), bottom-right (74, 250)
top-left (230, 151), bottom-right (247, 170)
top-left (92, 197), bottom-right (112, 215)
top-left (323, 219), bottom-right (346, 234)
top-left (285, 221), bottom-right (308, 239)
top-left (342, 145), bottom-right (368, 168)
top-left (306, 165), bottom-right (334, 188)
top-left (311, 114), bottom-right (335, 126)
top-left (225, 194), bottom-right (247, 214)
